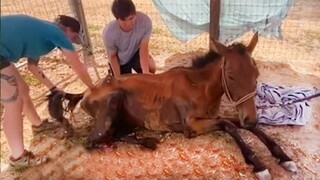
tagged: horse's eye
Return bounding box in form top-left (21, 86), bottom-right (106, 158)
top-left (228, 76), bottom-right (235, 81)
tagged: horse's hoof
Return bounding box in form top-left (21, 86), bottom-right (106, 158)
top-left (280, 161), bottom-right (298, 172)
top-left (255, 169), bottom-right (271, 180)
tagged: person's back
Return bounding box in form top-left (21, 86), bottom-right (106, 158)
top-left (0, 15), bottom-right (73, 62)
top-left (0, 14), bottom-right (94, 169)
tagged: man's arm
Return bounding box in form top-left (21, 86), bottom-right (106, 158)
top-left (139, 37), bottom-right (151, 74)
top-left (27, 58), bottom-right (57, 91)
top-left (61, 48), bottom-right (94, 89)
top-left (108, 52), bottom-right (121, 78)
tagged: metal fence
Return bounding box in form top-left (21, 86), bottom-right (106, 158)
top-left (1, 0), bottom-right (319, 76)
top-left (1, 0), bottom-right (70, 21)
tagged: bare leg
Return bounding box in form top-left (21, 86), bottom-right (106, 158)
top-left (8, 66), bottom-right (43, 126)
top-left (1, 65), bottom-right (26, 158)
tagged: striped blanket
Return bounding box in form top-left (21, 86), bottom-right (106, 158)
top-left (255, 83), bottom-right (319, 125)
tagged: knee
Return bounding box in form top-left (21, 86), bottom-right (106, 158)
top-left (18, 81), bottom-right (31, 101)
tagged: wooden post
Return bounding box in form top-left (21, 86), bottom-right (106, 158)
top-left (209, 0), bottom-right (221, 49)
top-left (68, 0), bottom-right (100, 80)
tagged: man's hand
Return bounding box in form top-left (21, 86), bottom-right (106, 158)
top-left (143, 71), bottom-right (153, 75)
top-left (49, 86), bottom-right (64, 93)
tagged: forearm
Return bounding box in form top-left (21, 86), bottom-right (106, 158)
top-left (61, 49), bottom-right (94, 89)
top-left (140, 55), bottom-right (150, 73)
top-left (28, 65), bottom-right (56, 90)
top-left (139, 38), bottom-right (151, 74)
top-left (73, 65), bottom-right (94, 88)
top-left (109, 55), bottom-right (121, 77)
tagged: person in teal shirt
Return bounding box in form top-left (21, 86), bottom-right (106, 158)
top-left (0, 14), bottom-right (94, 169)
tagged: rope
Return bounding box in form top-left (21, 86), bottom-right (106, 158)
top-left (221, 58), bottom-right (256, 107)
top-left (257, 92), bottom-right (320, 109)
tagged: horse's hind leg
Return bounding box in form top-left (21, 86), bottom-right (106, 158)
top-left (249, 127), bottom-right (298, 172)
top-left (218, 120), bottom-right (271, 180)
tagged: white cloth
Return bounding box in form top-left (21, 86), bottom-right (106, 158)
top-left (255, 83), bottom-right (319, 125)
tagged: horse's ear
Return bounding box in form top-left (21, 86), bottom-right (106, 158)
top-left (246, 32), bottom-right (259, 55)
top-left (210, 37), bottom-right (228, 55)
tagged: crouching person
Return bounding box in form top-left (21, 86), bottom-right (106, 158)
top-left (0, 14), bottom-right (94, 169)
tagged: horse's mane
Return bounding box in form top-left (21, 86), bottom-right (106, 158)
top-left (229, 42), bottom-right (247, 55)
top-left (192, 42), bottom-right (247, 69)
top-left (191, 50), bottom-right (221, 69)
top-left (167, 42), bottom-right (247, 71)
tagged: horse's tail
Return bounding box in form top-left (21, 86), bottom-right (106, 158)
top-left (47, 91), bottom-right (84, 122)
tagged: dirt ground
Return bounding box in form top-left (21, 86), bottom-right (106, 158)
top-left (1, 0), bottom-right (320, 179)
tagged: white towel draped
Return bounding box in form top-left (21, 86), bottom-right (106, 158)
top-left (255, 83), bottom-right (319, 125)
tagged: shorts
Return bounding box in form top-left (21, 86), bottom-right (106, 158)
top-left (109, 49), bottom-right (142, 76)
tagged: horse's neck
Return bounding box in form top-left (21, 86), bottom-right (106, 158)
top-left (207, 62), bottom-right (225, 99)
top-left (191, 61), bottom-right (224, 118)
top-left (191, 61), bottom-right (225, 99)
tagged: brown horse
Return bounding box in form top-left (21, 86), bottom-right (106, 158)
top-left (47, 33), bottom-right (297, 179)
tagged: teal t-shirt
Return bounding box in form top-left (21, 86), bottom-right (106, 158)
top-left (0, 14), bottom-right (74, 62)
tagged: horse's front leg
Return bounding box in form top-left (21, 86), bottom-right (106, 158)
top-left (218, 120), bottom-right (271, 180)
top-left (249, 127), bottom-right (298, 172)
top-left (185, 117), bottom-right (271, 180)
top-left (117, 134), bottom-right (160, 150)
top-left (218, 117), bottom-right (298, 172)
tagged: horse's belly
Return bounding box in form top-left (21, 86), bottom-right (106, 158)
top-left (125, 96), bottom-right (184, 132)
top-left (144, 111), bottom-right (172, 131)
top-left (144, 105), bottom-right (184, 132)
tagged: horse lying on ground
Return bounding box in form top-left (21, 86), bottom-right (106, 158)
top-left (47, 33), bottom-right (297, 180)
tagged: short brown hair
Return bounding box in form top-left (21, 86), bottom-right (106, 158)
top-left (111, 0), bottom-right (136, 20)
top-left (55, 15), bottom-right (81, 33)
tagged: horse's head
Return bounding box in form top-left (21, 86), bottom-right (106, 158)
top-left (81, 89), bottom-right (125, 150)
top-left (211, 33), bottom-right (260, 129)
